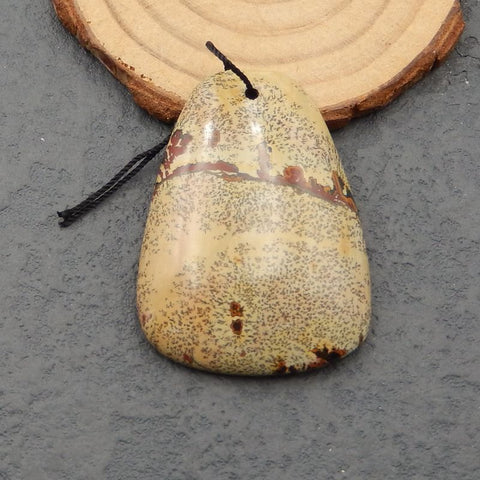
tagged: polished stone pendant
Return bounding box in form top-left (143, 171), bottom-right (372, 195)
top-left (137, 70), bottom-right (371, 375)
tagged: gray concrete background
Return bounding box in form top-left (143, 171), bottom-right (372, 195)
top-left (1, 1), bottom-right (479, 479)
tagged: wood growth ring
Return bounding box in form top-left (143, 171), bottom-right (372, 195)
top-left (52, 0), bottom-right (464, 129)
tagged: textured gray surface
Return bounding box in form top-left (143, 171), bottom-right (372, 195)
top-left (1, 2), bottom-right (479, 479)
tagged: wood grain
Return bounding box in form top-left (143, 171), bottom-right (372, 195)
top-left (52, 0), bottom-right (464, 129)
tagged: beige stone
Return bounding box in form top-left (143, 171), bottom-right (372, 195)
top-left (137, 71), bottom-right (370, 375)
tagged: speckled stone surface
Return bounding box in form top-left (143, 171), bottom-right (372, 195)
top-left (1, 1), bottom-right (479, 478)
top-left (138, 72), bottom-right (370, 375)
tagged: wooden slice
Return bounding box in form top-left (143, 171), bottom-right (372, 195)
top-left (52, 0), bottom-right (464, 129)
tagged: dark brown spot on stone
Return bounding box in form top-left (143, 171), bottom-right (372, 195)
top-left (307, 358), bottom-right (329, 370)
top-left (275, 360), bottom-right (288, 375)
top-left (311, 345), bottom-right (347, 362)
top-left (231, 319), bottom-right (243, 335)
top-left (230, 302), bottom-right (244, 317)
top-left (183, 353), bottom-right (193, 363)
top-left (359, 333), bottom-right (365, 344)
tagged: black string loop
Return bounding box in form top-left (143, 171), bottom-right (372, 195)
top-left (206, 41), bottom-right (259, 99)
top-left (57, 137), bottom-right (168, 227)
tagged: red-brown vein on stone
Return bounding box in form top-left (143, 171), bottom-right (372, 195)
top-left (165, 160), bottom-right (240, 178)
top-left (331, 171), bottom-right (357, 213)
top-left (158, 131), bottom-right (357, 212)
top-left (160, 160), bottom-right (358, 213)
top-left (160, 129), bottom-right (193, 180)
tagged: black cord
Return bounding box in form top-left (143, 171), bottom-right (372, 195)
top-left (57, 137), bottom-right (168, 227)
top-left (206, 41), bottom-right (259, 99)
top-left (57, 42), bottom-right (253, 228)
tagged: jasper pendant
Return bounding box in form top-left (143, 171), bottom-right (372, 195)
top-left (137, 71), bottom-right (371, 375)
